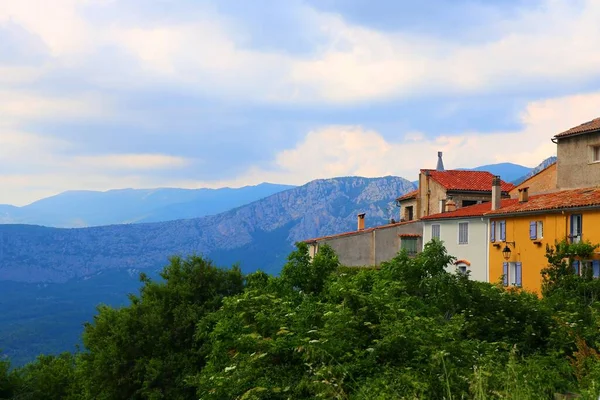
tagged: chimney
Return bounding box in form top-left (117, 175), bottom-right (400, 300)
top-left (491, 175), bottom-right (502, 210)
top-left (357, 213), bottom-right (366, 231)
top-left (436, 151), bottom-right (445, 171)
top-left (518, 187), bottom-right (529, 203)
top-left (445, 198), bottom-right (456, 212)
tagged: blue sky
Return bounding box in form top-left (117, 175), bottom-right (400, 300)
top-left (1, 0), bottom-right (600, 205)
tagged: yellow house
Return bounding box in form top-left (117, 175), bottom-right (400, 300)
top-left (487, 187), bottom-right (600, 295)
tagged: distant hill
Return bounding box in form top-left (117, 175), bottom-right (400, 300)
top-left (512, 156), bottom-right (557, 185)
top-left (459, 162), bottom-right (532, 183)
top-left (0, 183), bottom-right (295, 228)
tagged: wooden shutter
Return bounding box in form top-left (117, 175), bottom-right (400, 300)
top-left (490, 221), bottom-right (496, 242)
top-left (573, 260), bottom-right (580, 275)
top-left (593, 260), bottom-right (600, 278)
top-left (515, 262), bottom-right (522, 286)
top-left (529, 221), bottom-right (537, 240)
top-left (503, 262), bottom-right (508, 286)
top-left (500, 221), bottom-right (506, 241)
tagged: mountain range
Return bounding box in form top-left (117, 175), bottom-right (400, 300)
top-left (0, 183), bottom-right (295, 228)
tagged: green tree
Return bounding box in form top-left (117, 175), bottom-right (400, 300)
top-left (77, 255), bottom-right (244, 399)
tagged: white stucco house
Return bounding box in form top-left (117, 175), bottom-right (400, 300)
top-left (421, 201), bottom-right (492, 282)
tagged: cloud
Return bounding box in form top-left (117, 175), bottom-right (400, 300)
top-left (195, 90), bottom-right (600, 186)
top-left (3, 0), bottom-right (600, 104)
top-left (70, 154), bottom-right (190, 170)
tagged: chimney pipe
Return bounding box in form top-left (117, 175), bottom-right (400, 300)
top-left (357, 213), bottom-right (366, 231)
top-left (491, 176), bottom-right (501, 210)
top-left (436, 151), bottom-right (445, 171)
top-left (445, 198), bottom-right (456, 212)
top-left (518, 187), bottom-right (529, 203)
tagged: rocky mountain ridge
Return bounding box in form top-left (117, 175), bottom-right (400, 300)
top-left (0, 176), bottom-right (415, 283)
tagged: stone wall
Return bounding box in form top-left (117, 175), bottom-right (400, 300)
top-left (557, 131), bottom-right (600, 189)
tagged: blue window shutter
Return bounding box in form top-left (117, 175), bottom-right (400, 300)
top-left (593, 261), bottom-right (600, 278)
top-left (515, 262), bottom-right (522, 286)
top-left (573, 260), bottom-right (580, 275)
top-left (503, 262), bottom-right (508, 286)
top-left (490, 221), bottom-right (496, 242)
top-left (570, 215), bottom-right (575, 240)
top-left (529, 221), bottom-right (537, 240)
top-left (500, 221), bottom-right (506, 241)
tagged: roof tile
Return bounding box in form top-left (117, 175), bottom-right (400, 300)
top-left (396, 189), bottom-right (418, 201)
top-left (486, 187), bottom-right (600, 215)
top-left (422, 169), bottom-right (514, 192)
top-left (421, 199), bottom-right (518, 220)
top-left (555, 117), bottom-right (600, 139)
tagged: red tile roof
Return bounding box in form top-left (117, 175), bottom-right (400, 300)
top-left (486, 187), bottom-right (600, 216)
top-left (396, 189), bottom-right (418, 201)
top-left (421, 199), bottom-right (519, 220)
top-left (555, 117), bottom-right (600, 139)
top-left (399, 233), bottom-right (422, 237)
top-left (422, 169), bottom-right (514, 192)
top-left (304, 220), bottom-right (420, 243)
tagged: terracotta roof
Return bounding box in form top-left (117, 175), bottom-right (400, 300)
top-left (421, 169), bottom-right (514, 192)
top-left (486, 187), bottom-right (600, 216)
top-left (396, 189), bottom-right (418, 201)
top-left (304, 220), bottom-right (420, 243)
top-left (454, 259), bottom-right (471, 266)
top-left (555, 117), bottom-right (600, 139)
top-left (421, 199), bottom-right (519, 220)
top-left (399, 233), bottom-right (422, 238)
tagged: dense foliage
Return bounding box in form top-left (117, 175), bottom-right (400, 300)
top-left (3, 239), bottom-right (600, 399)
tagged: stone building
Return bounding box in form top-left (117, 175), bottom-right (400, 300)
top-left (396, 152), bottom-right (514, 222)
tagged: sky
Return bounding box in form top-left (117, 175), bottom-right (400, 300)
top-left (1, 0), bottom-right (600, 205)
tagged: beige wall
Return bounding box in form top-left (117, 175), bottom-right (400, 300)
top-left (557, 131), bottom-right (600, 189)
top-left (418, 174), bottom-right (447, 218)
top-left (510, 163), bottom-right (557, 197)
top-left (308, 222), bottom-right (424, 267)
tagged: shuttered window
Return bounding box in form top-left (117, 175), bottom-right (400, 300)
top-left (499, 221), bottom-right (506, 241)
top-left (504, 262), bottom-right (523, 287)
top-left (490, 221), bottom-right (496, 242)
top-left (593, 260), bottom-right (600, 278)
top-left (570, 215), bottom-right (582, 243)
top-left (503, 262), bottom-right (508, 286)
top-left (530, 221), bottom-right (543, 240)
top-left (458, 222), bottom-right (468, 244)
top-left (431, 224), bottom-right (440, 240)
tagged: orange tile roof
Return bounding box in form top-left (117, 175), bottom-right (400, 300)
top-left (421, 199), bottom-right (518, 220)
top-left (555, 117), bottom-right (600, 139)
top-left (399, 233), bottom-right (422, 237)
top-left (422, 169), bottom-right (514, 192)
top-left (486, 187), bottom-right (600, 216)
top-left (304, 220), bottom-right (420, 243)
top-left (396, 189), bottom-right (418, 201)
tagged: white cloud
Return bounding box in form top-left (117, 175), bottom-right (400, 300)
top-left (70, 153), bottom-right (190, 170)
top-left (3, 0), bottom-right (600, 103)
top-left (193, 90), bottom-right (600, 186)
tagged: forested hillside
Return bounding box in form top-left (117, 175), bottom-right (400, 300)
top-left (3, 240), bottom-right (600, 399)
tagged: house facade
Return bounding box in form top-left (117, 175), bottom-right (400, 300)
top-left (396, 158), bottom-right (514, 222)
top-left (487, 187), bottom-right (600, 294)
top-left (305, 216), bottom-right (423, 267)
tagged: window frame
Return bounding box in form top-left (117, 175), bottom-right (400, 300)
top-left (570, 214), bottom-right (582, 243)
top-left (431, 224), bottom-right (441, 240)
top-left (400, 237), bottom-right (418, 255)
top-left (503, 261), bottom-right (522, 287)
top-left (458, 221), bottom-right (469, 245)
top-left (591, 144), bottom-right (600, 163)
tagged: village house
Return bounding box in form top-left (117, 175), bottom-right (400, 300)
top-left (396, 152), bottom-right (514, 222)
top-left (421, 176), bottom-right (514, 281)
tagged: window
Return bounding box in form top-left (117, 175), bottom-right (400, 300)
top-left (457, 265), bottom-right (468, 275)
top-left (490, 221), bottom-right (496, 242)
top-left (405, 206), bottom-right (414, 221)
top-left (401, 237), bottom-right (418, 255)
top-left (570, 214), bottom-right (582, 243)
top-left (458, 222), bottom-right (469, 244)
top-left (499, 221), bottom-right (506, 241)
top-left (431, 224), bottom-right (440, 240)
top-left (462, 200), bottom-right (478, 207)
top-left (592, 145), bottom-right (600, 162)
top-left (572, 260), bottom-right (600, 278)
top-left (503, 262), bottom-right (522, 287)
top-left (529, 221), bottom-right (543, 240)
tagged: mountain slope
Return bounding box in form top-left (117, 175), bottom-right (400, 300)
top-left (512, 156), bottom-right (558, 185)
top-left (0, 183), bottom-right (295, 228)
top-left (0, 176), bottom-right (415, 283)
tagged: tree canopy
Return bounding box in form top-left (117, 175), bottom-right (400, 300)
top-left (4, 240), bottom-right (600, 399)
